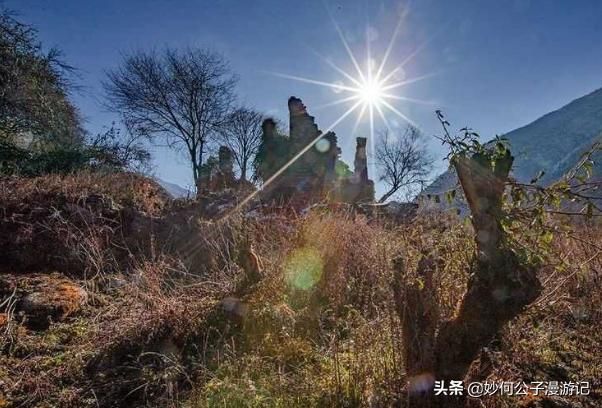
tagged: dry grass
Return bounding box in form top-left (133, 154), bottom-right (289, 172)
top-left (0, 172), bottom-right (171, 279)
top-left (1, 172), bottom-right (601, 407)
top-left (0, 171), bottom-right (170, 216)
top-left (188, 212), bottom-right (601, 408)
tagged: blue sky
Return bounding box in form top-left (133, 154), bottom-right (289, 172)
top-left (5, 0), bottom-right (602, 194)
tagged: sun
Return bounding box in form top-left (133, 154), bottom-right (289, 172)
top-left (357, 78), bottom-right (385, 106)
top-left (268, 7), bottom-right (435, 138)
top-left (228, 7), bottom-right (434, 214)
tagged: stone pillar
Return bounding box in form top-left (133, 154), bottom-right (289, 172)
top-left (353, 137), bottom-right (369, 182)
top-left (288, 96), bottom-right (319, 143)
top-left (218, 146), bottom-right (234, 173)
top-left (322, 131), bottom-right (338, 183)
top-left (261, 118), bottom-right (278, 141)
top-left (288, 96), bottom-right (305, 139)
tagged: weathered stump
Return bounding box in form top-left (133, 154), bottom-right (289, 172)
top-left (395, 149), bottom-right (542, 407)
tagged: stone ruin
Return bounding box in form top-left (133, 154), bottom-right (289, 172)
top-left (335, 137), bottom-right (375, 203)
top-left (198, 145), bottom-right (239, 194)
top-left (256, 96), bottom-right (375, 205)
top-left (199, 96), bottom-right (375, 206)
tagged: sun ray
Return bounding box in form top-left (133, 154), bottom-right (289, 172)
top-left (374, 8), bottom-right (406, 82)
top-left (380, 99), bottom-right (420, 130)
top-left (327, 10), bottom-right (367, 83)
top-left (314, 94), bottom-right (361, 110)
top-left (381, 93), bottom-right (435, 105)
top-left (351, 102), bottom-right (368, 136)
top-left (366, 24), bottom-right (372, 83)
top-left (368, 101), bottom-right (375, 139)
top-left (379, 46), bottom-right (422, 84)
top-left (306, 46), bottom-right (363, 87)
top-left (267, 71), bottom-right (356, 92)
top-left (378, 24), bottom-right (446, 84)
top-left (374, 102), bottom-right (391, 130)
top-left (368, 102), bottom-right (377, 183)
top-left (380, 71), bottom-right (439, 91)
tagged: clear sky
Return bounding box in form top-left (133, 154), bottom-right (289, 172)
top-left (5, 0), bottom-right (602, 194)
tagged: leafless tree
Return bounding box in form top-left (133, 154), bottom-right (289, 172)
top-left (375, 125), bottom-right (432, 202)
top-left (104, 48), bottom-right (237, 194)
top-left (217, 107), bottom-right (263, 182)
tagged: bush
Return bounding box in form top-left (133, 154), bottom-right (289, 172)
top-left (0, 127), bottom-right (149, 177)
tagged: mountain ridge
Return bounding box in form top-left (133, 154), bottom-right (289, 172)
top-left (421, 87), bottom-right (602, 205)
top-left (155, 178), bottom-right (191, 198)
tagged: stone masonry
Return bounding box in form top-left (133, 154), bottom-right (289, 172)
top-left (256, 96), bottom-right (375, 205)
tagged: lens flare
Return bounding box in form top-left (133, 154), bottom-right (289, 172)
top-left (284, 247), bottom-right (324, 290)
top-left (315, 138), bottom-right (331, 153)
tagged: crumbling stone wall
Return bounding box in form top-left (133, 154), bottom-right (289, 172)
top-left (333, 137), bottom-right (375, 203)
top-left (198, 146), bottom-right (238, 195)
top-left (285, 97), bottom-right (339, 198)
top-left (353, 137), bottom-right (369, 183)
top-left (255, 96), bottom-right (375, 205)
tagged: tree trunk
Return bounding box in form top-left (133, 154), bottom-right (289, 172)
top-left (378, 186), bottom-right (397, 203)
top-left (240, 158), bottom-right (247, 182)
top-left (195, 142), bottom-right (204, 198)
top-left (394, 149), bottom-right (542, 407)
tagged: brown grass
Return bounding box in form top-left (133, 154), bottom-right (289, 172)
top-left (1, 172), bottom-right (601, 407)
top-left (0, 172), bottom-right (171, 279)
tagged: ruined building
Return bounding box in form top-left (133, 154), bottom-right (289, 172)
top-left (255, 96), bottom-right (375, 204)
top-left (336, 137), bottom-right (375, 203)
top-left (198, 97), bottom-right (375, 205)
top-left (198, 146), bottom-right (238, 194)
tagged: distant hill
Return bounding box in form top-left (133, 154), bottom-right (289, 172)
top-left (420, 87), bottom-right (602, 210)
top-left (155, 178), bottom-right (191, 198)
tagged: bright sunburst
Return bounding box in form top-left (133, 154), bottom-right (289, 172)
top-left (222, 6), bottom-right (433, 217)
top-left (270, 7), bottom-right (435, 139)
top-left (357, 78), bottom-right (385, 106)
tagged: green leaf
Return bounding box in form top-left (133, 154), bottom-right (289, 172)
top-left (540, 231), bottom-right (553, 245)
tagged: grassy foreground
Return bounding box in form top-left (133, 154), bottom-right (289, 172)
top-left (0, 173), bottom-right (600, 407)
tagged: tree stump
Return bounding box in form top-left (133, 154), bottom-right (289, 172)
top-left (395, 149), bottom-right (542, 407)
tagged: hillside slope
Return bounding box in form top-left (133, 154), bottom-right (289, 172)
top-left (156, 178), bottom-right (192, 198)
top-left (1, 172), bottom-right (601, 407)
top-left (421, 87), bottom-right (602, 203)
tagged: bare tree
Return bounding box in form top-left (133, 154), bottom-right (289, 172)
top-left (217, 107), bottom-right (263, 182)
top-left (375, 125), bottom-right (432, 202)
top-left (103, 48), bottom-right (237, 194)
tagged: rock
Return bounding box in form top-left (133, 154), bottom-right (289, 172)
top-left (220, 297), bottom-right (248, 319)
top-left (16, 274), bottom-right (88, 330)
top-left (0, 313), bottom-right (8, 327)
